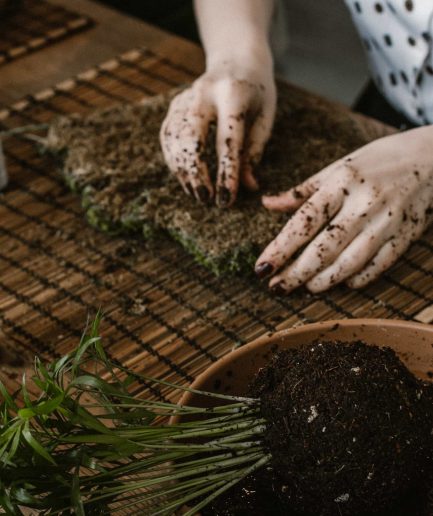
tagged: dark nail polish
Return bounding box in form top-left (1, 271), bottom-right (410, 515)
top-left (196, 185), bottom-right (210, 204)
top-left (271, 282), bottom-right (286, 296)
top-left (185, 182), bottom-right (194, 196)
top-left (255, 262), bottom-right (274, 278)
top-left (218, 186), bottom-right (231, 207)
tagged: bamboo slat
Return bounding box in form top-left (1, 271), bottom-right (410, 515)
top-left (0, 0), bottom-right (93, 65)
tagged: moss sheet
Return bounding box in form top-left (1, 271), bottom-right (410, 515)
top-left (47, 82), bottom-right (390, 275)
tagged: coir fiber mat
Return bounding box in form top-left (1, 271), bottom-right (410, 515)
top-left (0, 47), bottom-right (433, 402)
top-left (0, 0), bottom-right (93, 65)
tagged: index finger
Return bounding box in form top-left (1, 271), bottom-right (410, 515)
top-left (255, 188), bottom-right (343, 277)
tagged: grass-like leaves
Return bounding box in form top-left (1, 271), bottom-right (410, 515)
top-left (0, 315), bottom-right (269, 515)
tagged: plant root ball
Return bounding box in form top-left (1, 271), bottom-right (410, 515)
top-left (253, 341), bottom-right (432, 516)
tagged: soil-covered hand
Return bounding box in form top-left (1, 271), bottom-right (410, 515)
top-left (160, 62), bottom-right (276, 207)
top-left (255, 126), bottom-right (433, 293)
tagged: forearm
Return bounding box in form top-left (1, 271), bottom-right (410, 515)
top-left (194, 0), bottom-right (275, 70)
top-left (161, 0), bottom-right (277, 207)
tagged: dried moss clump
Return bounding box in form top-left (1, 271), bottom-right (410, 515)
top-left (46, 82), bottom-right (392, 275)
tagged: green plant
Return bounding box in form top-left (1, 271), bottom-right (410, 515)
top-left (2, 317), bottom-right (429, 515)
top-left (0, 315), bottom-right (269, 515)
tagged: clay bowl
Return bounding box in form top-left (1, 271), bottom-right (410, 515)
top-left (176, 319), bottom-right (433, 410)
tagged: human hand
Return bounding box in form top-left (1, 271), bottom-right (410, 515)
top-left (255, 126), bottom-right (433, 293)
top-left (160, 60), bottom-right (276, 207)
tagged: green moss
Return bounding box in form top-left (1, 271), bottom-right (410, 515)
top-left (168, 228), bottom-right (257, 277)
top-left (85, 205), bottom-right (119, 234)
top-left (142, 223), bottom-right (158, 240)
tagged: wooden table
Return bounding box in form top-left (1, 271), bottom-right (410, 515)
top-left (0, 0), bottom-right (204, 105)
top-left (0, 0), bottom-right (432, 399)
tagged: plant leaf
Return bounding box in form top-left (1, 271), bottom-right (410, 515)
top-left (71, 464), bottom-right (85, 516)
top-left (0, 480), bottom-right (23, 515)
top-left (68, 374), bottom-right (121, 398)
top-left (17, 408), bottom-right (35, 419)
top-left (33, 394), bottom-right (65, 416)
top-left (0, 381), bottom-right (18, 412)
top-left (22, 421), bottom-right (56, 465)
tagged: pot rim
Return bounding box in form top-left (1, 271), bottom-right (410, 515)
top-left (178, 318), bottom-right (433, 409)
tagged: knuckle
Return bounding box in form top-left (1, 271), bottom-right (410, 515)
top-left (169, 91), bottom-right (188, 110)
top-left (193, 75), bottom-right (212, 92)
top-left (218, 77), bottom-right (243, 94)
top-left (190, 84), bottom-right (209, 107)
top-left (216, 79), bottom-right (254, 105)
top-left (170, 122), bottom-right (201, 147)
top-left (339, 160), bottom-right (359, 181)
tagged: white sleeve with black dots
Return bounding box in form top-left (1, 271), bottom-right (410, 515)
top-left (344, 0), bottom-right (433, 125)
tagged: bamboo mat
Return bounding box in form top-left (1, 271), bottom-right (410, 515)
top-left (0, 0), bottom-right (93, 65)
top-left (0, 46), bottom-right (433, 402)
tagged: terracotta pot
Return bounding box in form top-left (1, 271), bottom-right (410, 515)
top-left (176, 319), bottom-right (433, 411)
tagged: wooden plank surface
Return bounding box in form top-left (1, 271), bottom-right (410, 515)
top-left (0, 46), bottom-right (432, 399)
top-left (0, 0), bottom-right (93, 67)
top-left (0, 0), bottom-right (204, 105)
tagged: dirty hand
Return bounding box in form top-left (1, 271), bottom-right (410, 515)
top-left (160, 61), bottom-right (276, 207)
top-left (255, 126), bottom-right (433, 293)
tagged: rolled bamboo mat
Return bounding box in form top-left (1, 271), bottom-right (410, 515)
top-left (0, 0), bottom-right (93, 65)
top-left (0, 46), bottom-right (432, 401)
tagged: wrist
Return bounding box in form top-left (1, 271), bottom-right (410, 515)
top-left (206, 38), bottom-right (273, 77)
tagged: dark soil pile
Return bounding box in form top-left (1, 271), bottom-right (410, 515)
top-left (203, 468), bottom-right (289, 516)
top-left (46, 82), bottom-right (393, 275)
top-left (205, 473), bottom-right (431, 516)
top-left (207, 341), bottom-right (432, 515)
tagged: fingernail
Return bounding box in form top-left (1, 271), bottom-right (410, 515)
top-left (218, 187), bottom-right (231, 207)
top-left (185, 182), bottom-right (194, 196)
top-left (255, 262), bottom-right (274, 278)
top-left (196, 185), bottom-right (210, 204)
top-left (271, 282), bottom-right (286, 296)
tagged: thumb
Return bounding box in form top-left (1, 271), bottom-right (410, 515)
top-left (262, 159), bottom-right (336, 211)
top-left (262, 178), bottom-right (318, 212)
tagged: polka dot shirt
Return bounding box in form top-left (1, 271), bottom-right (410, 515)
top-left (345, 0), bottom-right (433, 124)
